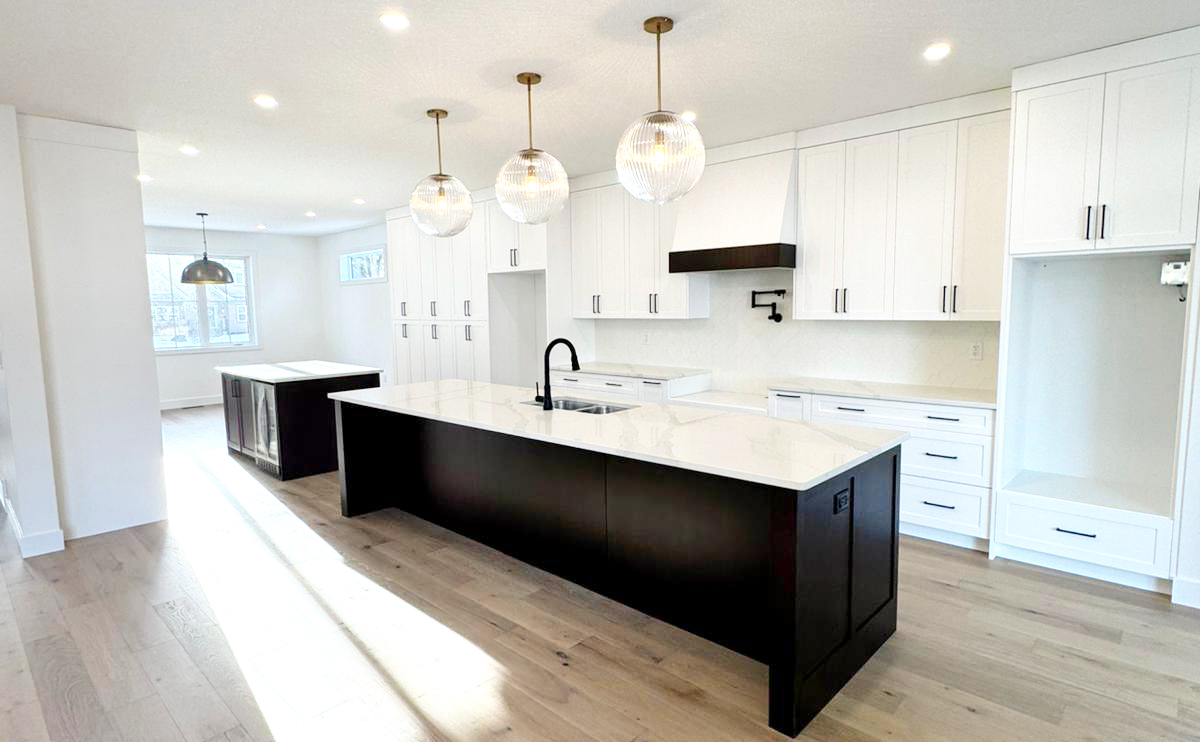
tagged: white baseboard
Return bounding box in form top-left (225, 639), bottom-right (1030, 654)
top-left (991, 543), bottom-right (1171, 594)
top-left (160, 395), bottom-right (222, 410)
top-left (900, 522), bottom-right (988, 552)
top-left (1172, 576), bottom-right (1200, 609)
top-left (0, 483), bottom-right (65, 557)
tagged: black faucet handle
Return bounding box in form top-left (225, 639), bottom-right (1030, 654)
top-left (534, 382), bottom-right (544, 403)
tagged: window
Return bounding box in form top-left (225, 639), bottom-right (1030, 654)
top-left (145, 253), bottom-right (255, 351)
top-left (339, 247), bottom-right (386, 283)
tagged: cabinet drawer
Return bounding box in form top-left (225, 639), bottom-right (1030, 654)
top-left (901, 431), bottom-right (992, 487)
top-left (769, 392), bottom-right (811, 421)
top-left (550, 372), bottom-right (639, 399)
top-left (811, 394), bottom-right (993, 435)
top-left (638, 380), bottom-right (667, 402)
top-left (995, 490), bottom-right (1172, 577)
top-left (899, 475), bottom-right (987, 537)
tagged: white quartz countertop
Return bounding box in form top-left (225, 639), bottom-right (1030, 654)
top-left (551, 362), bottom-right (710, 380)
top-left (215, 361), bottom-right (382, 384)
top-left (769, 376), bottom-right (996, 409)
top-left (672, 390), bottom-right (770, 414)
top-left (329, 380), bottom-right (906, 491)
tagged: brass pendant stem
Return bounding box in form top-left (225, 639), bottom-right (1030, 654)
top-left (527, 81), bottom-right (533, 150)
top-left (656, 29), bottom-right (662, 112)
top-left (435, 115), bottom-right (444, 175)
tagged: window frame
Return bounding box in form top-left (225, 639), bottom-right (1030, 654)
top-left (145, 250), bottom-right (260, 355)
top-left (338, 245), bottom-right (388, 285)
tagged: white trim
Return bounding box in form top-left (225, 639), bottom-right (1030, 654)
top-left (991, 542), bottom-right (1171, 594)
top-left (794, 89), bottom-right (1011, 149)
top-left (1, 482), bottom-right (64, 557)
top-left (159, 395), bottom-right (222, 410)
top-left (154, 344), bottom-right (262, 356)
top-left (16, 113), bottom-right (138, 152)
top-left (900, 522), bottom-right (988, 552)
top-left (1013, 26), bottom-right (1200, 91)
top-left (1172, 576), bottom-right (1200, 608)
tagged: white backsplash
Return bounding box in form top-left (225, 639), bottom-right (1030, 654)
top-left (594, 271), bottom-right (1000, 394)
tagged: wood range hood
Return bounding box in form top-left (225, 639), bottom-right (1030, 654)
top-left (668, 148), bottom-right (798, 272)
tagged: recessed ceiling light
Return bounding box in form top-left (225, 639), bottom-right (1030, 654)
top-left (379, 12), bottom-right (410, 31)
top-left (253, 94), bottom-right (279, 109)
top-left (135, 173), bottom-right (153, 182)
top-left (680, 110), bottom-right (697, 123)
top-left (256, 224), bottom-right (267, 230)
top-left (923, 42), bottom-right (952, 62)
top-left (305, 210), bottom-right (317, 217)
top-left (353, 197), bottom-right (366, 205)
top-left (178, 144), bottom-right (200, 156)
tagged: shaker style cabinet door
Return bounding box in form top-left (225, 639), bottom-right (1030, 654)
top-left (794, 141), bottom-right (846, 319)
top-left (596, 184), bottom-right (628, 316)
top-left (892, 122), bottom-right (957, 320)
top-left (625, 193), bottom-right (657, 318)
top-left (402, 219), bottom-right (425, 317)
top-left (1096, 55), bottom-right (1200, 250)
top-left (951, 111), bottom-right (1010, 321)
top-left (570, 189), bottom-right (600, 317)
top-left (449, 222), bottom-right (472, 319)
top-left (1009, 75), bottom-right (1105, 254)
top-left (487, 200), bottom-right (517, 272)
top-left (468, 208), bottom-right (489, 319)
top-left (387, 219), bottom-right (407, 319)
top-left (392, 322), bottom-right (412, 385)
top-left (841, 131), bottom-right (897, 319)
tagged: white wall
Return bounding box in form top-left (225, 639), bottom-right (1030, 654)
top-left (0, 105), bottom-right (61, 555)
top-left (147, 227), bottom-right (326, 407)
top-left (19, 114), bottom-right (166, 542)
top-left (316, 224), bottom-right (392, 382)
top-left (594, 270), bottom-right (1000, 393)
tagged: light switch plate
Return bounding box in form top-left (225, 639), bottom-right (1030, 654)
top-left (968, 342), bottom-right (983, 361)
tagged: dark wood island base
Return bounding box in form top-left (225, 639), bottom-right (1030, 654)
top-left (335, 400), bottom-right (900, 737)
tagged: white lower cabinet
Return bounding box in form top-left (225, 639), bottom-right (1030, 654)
top-left (767, 391), bottom-right (812, 420)
top-left (453, 324), bottom-right (490, 382)
top-left (393, 320), bottom-right (490, 385)
top-left (548, 369), bottom-right (710, 403)
top-left (899, 475), bottom-right (988, 538)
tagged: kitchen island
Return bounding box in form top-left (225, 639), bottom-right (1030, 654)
top-left (330, 380), bottom-right (906, 737)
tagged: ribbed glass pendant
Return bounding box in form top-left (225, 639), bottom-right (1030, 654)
top-left (495, 73), bottom-right (568, 224)
top-left (615, 17), bottom-right (705, 204)
top-left (409, 109), bottom-right (473, 237)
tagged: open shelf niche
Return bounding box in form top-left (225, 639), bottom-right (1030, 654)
top-left (998, 252), bottom-right (1190, 518)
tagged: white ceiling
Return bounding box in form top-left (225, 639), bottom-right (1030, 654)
top-left (3, 1), bottom-right (1200, 236)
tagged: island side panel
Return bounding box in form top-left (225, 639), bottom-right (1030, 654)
top-left (336, 400), bottom-right (418, 517)
top-left (276, 373), bottom-right (381, 480)
top-left (769, 446), bottom-right (900, 736)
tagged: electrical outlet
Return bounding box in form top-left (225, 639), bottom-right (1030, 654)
top-left (968, 342), bottom-right (983, 361)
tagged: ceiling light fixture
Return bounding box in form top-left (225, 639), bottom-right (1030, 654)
top-left (253, 94), bottom-right (279, 109)
top-left (495, 72), bottom-right (569, 225)
top-left (305, 210), bottom-right (316, 217)
top-left (379, 12), bottom-right (410, 31)
top-left (352, 197), bottom-right (366, 205)
top-left (680, 110), bottom-right (697, 123)
top-left (256, 224), bottom-right (267, 230)
top-left (615, 16), bottom-right (705, 204)
top-left (179, 144), bottom-right (200, 156)
top-left (136, 174), bottom-right (153, 182)
top-left (180, 213), bottom-right (234, 284)
top-left (923, 42), bottom-right (952, 62)
top-left (409, 109), bottom-right (473, 237)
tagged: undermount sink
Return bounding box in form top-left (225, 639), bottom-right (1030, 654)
top-left (523, 398), bottom-right (634, 414)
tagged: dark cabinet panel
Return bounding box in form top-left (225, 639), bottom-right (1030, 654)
top-left (851, 452), bottom-right (899, 630)
top-left (222, 375), bottom-right (240, 450)
top-left (794, 475), bottom-right (852, 679)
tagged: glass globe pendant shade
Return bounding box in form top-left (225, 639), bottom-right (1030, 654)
top-left (616, 110), bottom-right (705, 204)
top-left (495, 148), bottom-right (568, 224)
top-left (409, 173), bottom-right (473, 237)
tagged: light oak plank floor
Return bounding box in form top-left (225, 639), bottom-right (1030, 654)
top-left (2, 404), bottom-right (1199, 741)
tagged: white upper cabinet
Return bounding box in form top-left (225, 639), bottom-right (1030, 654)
top-left (468, 209), bottom-right (489, 319)
top-left (386, 217), bottom-right (424, 319)
top-left (893, 122), bottom-right (958, 320)
top-left (487, 200), bottom-right (548, 273)
top-left (841, 132), bottom-right (897, 319)
top-left (1097, 55), bottom-right (1200, 249)
top-left (448, 220), bottom-right (472, 319)
top-left (951, 111), bottom-right (1010, 320)
top-left (570, 188), bottom-right (600, 317)
top-left (596, 185), bottom-right (627, 316)
top-left (794, 142), bottom-right (845, 319)
top-left (625, 195), bottom-right (657, 317)
top-left (1009, 75), bottom-right (1105, 254)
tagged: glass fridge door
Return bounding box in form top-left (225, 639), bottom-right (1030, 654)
top-left (253, 382), bottom-right (279, 464)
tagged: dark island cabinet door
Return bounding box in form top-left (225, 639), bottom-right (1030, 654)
top-left (221, 375), bottom-right (241, 450)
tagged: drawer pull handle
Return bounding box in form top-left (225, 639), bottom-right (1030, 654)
top-left (926, 415), bottom-right (961, 422)
top-left (643, 381), bottom-right (662, 385)
top-left (777, 393), bottom-right (805, 399)
top-left (1055, 527), bottom-right (1097, 539)
top-left (562, 378), bottom-right (579, 382)
top-left (924, 452), bottom-right (959, 460)
top-left (604, 382), bottom-right (623, 387)
top-left (922, 501), bottom-right (956, 510)
top-left (836, 406), bottom-right (865, 412)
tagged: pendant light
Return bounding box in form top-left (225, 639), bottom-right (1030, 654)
top-left (409, 109), bottom-right (473, 237)
top-left (615, 16), bottom-right (705, 204)
top-left (180, 212), bottom-right (233, 284)
top-left (495, 73), bottom-right (569, 224)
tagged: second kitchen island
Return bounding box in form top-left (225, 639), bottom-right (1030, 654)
top-left (330, 380), bottom-right (906, 737)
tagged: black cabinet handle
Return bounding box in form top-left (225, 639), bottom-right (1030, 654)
top-left (643, 381), bottom-right (661, 386)
top-left (842, 287), bottom-right (848, 313)
top-left (1099, 204), bottom-right (1107, 239)
top-left (951, 285), bottom-right (958, 313)
top-left (514, 248), bottom-right (520, 266)
top-left (466, 325), bottom-right (472, 341)
top-left (942, 285), bottom-right (947, 313)
top-left (401, 324), bottom-right (407, 339)
top-left (834, 288), bottom-right (839, 313)
top-left (924, 452), bottom-right (959, 460)
top-left (431, 325), bottom-right (437, 340)
top-left (649, 293), bottom-right (653, 313)
top-left (777, 393), bottom-right (806, 399)
top-left (836, 406), bottom-right (865, 412)
top-left (653, 293), bottom-right (658, 313)
top-left (1055, 527), bottom-right (1097, 539)
top-left (926, 415), bottom-right (961, 422)
top-left (400, 301), bottom-right (407, 316)
top-left (431, 301), bottom-right (436, 316)
top-left (1085, 205), bottom-right (1092, 240)
top-left (464, 300), bottom-right (470, 316)
top-left (562, 377), bottom-right (578, 382)
top-left (604, 382), bottom-right (622, 387)
top-left (597, 294), bottom-right (601, 314)
top-left (922, 501), bottom-right (956, 510)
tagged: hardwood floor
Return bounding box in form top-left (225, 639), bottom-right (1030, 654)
top-left (2, 404), bottom-right (1200, 741)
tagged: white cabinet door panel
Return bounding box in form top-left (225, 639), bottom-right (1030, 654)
top-left (794, 142), bottom-right (845, 319)
top-left (626, 193), bottom-right (657, 318)
top-left (655, 200), bottom-right (695, 317)
top-left (422, 323), bottom-right (440, 380)
top-left (597, 185), bottom-right (627, 316)
top-left (841, 132), bottom-right (897, 318)
top-left (570, 190), bottom-right (599, 317)
top-left (899, 476), bottom-right (988, 537)
top-left (1009, 75), bottom-right (1105, 254)
top-left (454, 324), bottom-right (475, 381)
top-left (1097, 55), bottom-right (1200, 249)
top-left (951, 111), bottom-right (1010, 321)
top-left (893, 122), bottom-right (957, 320)
top-left (417, 231), bottom-right (437, 318)
top-left (387, 219), bottom-right (407, 320)
top-left (392, 322), bottom-right (412, 385)
top-left (449, 226), bottom-right (472, 319)
top-left (468, 209), bottom-right (489, 319)
top-left (769, 392), bottom-right (811, 421)
top-left (402, 220), bottom-right (424, 318)
top-left (516, 223), bottom-right (548, 270)
top-left (407, 323), bottom-right (426, 383)
top-left (471, 324), bottom-right (491, 382)
top-left (487, 201), bottom-right (517, 273)
top-left (433, 237), bottom-right (455, 319)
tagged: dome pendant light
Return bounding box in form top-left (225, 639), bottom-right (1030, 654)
top-left (409, 109), bottom-right (473, 237)
top-left (495, 72), bottom-right (569, 225)
top-left (615, 16), bottom-right (705, 204)
top-left (180, 212), bottom-right (233, 284)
